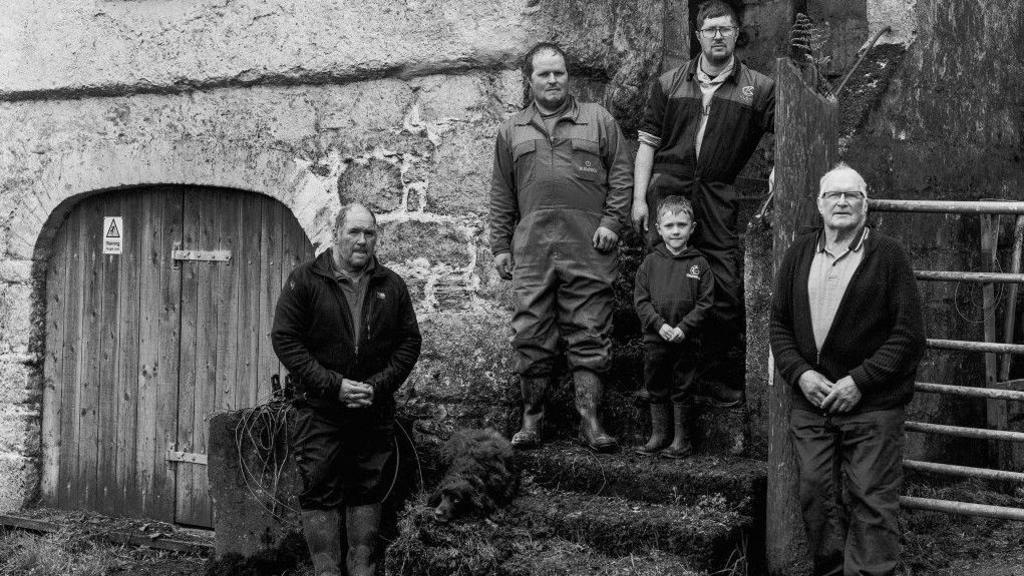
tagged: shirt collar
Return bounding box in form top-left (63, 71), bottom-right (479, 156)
top-left (817, 226), bottom-right (870, 253)
top-left (696, 55), bottom-right (735, 85)
top-left (515, 95), bottom-right (583, 126)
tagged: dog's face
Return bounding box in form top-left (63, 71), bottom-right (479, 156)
top-left (428, 478), bottom-right (476, 523)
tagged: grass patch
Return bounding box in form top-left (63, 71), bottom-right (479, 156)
top-left (0, 527), bottom-right (206, 576)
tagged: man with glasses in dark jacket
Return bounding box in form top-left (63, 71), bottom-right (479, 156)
top-left (272, 203), bottom-right (421, 576)
top-left (632, 0), bottom-right (775, 406)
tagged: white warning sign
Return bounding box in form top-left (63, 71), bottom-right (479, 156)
top-left (103, 216), bottom-right (123, 255)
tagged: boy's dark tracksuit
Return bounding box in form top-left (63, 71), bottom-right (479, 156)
top-left (633, 244), bottom-right (715, 403)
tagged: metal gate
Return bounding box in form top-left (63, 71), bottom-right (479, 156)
top-left (872, 198), bottom-right (1024, 521)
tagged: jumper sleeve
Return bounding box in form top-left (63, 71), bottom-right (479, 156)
top-left (633, 258), bottom-right (666, 332)
top-left (271, 270), bottom-right (342, 399)
top-left (489, 127), bottom-right (518, 256)
top-left (365, 278), bottom-right (423, 397)
top-left (769, 246), bottom-right (816, 390)
top-left (847, 244), bottom-right (926, 393)
top-left (759, 77), bottom-right (777, 134)
top-left (638, 78), bottom-right (666, 148)
top-left (599, 109), bottom-right (634, 235)
top-left (677, 258), bottom-right (715, 336)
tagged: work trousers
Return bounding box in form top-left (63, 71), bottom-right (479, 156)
top-left (291, 402), bottom-right (395, 510)
top-left (511, 245), bottom-right (616, 377)
top-left (643, 341), bottom-right (699, 404)
top-left (790, 407), bottom-right (905, 576)
top-left (645, 173), bottom-right (743, 350)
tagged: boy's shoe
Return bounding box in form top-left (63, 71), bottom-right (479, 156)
top-left (635, 402), bottom-right (671, 456)
top-left (661, 402), bottom-right (693, 459)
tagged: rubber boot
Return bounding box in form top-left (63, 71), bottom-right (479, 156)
top-left (346, 503), bottom-right (381, 576)
top-left (636, 402), bottom-right (671, 456)
top-left (573, 369), bottom-right (618, 452)
top-left (511, 375), bottom-right (549, 449)
top-left (300, 509), bottom-right (343, 576)
top-left (662, 403), bottom-right (693, 459)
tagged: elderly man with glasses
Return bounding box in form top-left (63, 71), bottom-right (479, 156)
top-left (770, 163), bottom-right (926, 576)
top-left (632, 0), bottom-right (775, 407)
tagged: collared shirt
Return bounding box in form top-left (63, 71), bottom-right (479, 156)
top-left (694, 56), bottom-right (734, 161)
top-left (808, 227), bottom-right (870, 351)
top-left (333, 257), bottom-right (375, 344)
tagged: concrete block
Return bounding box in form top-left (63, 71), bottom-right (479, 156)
top-left (338, 159), bottom-right (405, 214)
top-left (208, 410), bottom-right (302, 558)
top-left (377, 220), bottom-right (471, 269)
top-left (0, 259), bottom-right (33, 283)
top-left (0, 406), bottom-right (38, 456)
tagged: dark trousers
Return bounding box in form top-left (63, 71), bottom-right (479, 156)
top-left (790, 407), bottom-right (905, 576)
top-left (291, 403), bottom-right (395, 510)
top-left (643, 342), bottom-right (698, 404)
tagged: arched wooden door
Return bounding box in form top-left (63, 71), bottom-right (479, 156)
top-left (42, 186), bottom-right (314, 527)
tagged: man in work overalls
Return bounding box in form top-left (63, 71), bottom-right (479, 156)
top-left (490, 42), bottom-right (633, 452)
top-left (632, 0), bottom-right (775, 406)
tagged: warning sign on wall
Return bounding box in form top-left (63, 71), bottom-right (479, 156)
top-left (103, 217), bottom-right (123, 255)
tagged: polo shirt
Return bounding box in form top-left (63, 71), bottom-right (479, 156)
top-left (808, 227), bottom-right (869, 351)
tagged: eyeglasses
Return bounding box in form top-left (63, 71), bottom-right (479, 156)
top-left (698, 26), bottom-right (738, 38)
top-left (820, 190), bottom-right (866, 202)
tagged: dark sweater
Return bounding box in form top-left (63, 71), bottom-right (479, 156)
top-left (769, 229), bottom-right (926, 413)
top-left (634, 244), bottom-right (715, 344)
top-left (272, 250), bottom-right (422, 407)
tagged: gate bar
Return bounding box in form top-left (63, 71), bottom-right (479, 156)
top-left (906, 421), bottom-right (1024, 442)
top-left (903, 459), bottom-right (1024, 483)
top-left (871, 199), bottom-right (1024, 215)
top-left (928, 339), bottom-right (1024, 355)
top-left (914, 270), bottom-right (1024, 283)
top-left (915, 381), bottom-right (1024, 402)
top-left (900, 496), bottom-right (1024, 521)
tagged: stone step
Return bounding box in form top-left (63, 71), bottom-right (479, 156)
top-left (517, 441), bottom-right (767, 513)
top-left (513, 484), bottom-right (749, 571)
top-left (384, 495), bottom-right (712, 576)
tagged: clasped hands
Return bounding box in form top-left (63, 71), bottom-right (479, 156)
top-left (339, 377), bottom-right (374, 408)
top-left (658, 323), bottom-right (685, 343)
top-left (798, 370), bottom-right (861, 414)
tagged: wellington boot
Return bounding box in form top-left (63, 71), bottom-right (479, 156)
top-left (573, 370), bottom-right (618, 452)
top-left (636, 402), bottom-right (671, 456)
top-left (511, 375), bottom-right (550, 449)
top-left (300, 508), bottom-right (343, 576)
top-left (662, 402), bottom-right (693, 459)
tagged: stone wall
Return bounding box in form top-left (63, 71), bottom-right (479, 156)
top-left (0, 0), bottom-right (667, 512)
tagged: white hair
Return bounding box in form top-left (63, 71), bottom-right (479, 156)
top-left (818, 162), bottom-right (869, 198)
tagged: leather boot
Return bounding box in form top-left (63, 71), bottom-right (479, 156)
top-left (662, 403), bottom-right (693, 459)
top-left (511, 375), bottom-right (550, 449)
top-left (573, 369), bottom-right (618, 452)
top-left (636, 402), bottom-right (671, 456)
top-left (300, 508), bottom-right (343, 576)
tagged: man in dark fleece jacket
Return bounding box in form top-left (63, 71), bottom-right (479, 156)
top-left (272, 203), bottom-right (421, 576)
top-left (770, 164), bottom-right (925, 576)
top-left (634, 196), bottom-right (715, 458)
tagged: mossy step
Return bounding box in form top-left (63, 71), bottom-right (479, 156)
top-left (517, 441), bottom-right (766, 512)
top-left (385, 498), bottom-right (709, 576)
top-left (513, 484), bottom-right (748, 571)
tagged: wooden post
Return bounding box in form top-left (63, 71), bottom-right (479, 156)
top-left (767, 58), bottom-right (838, 576)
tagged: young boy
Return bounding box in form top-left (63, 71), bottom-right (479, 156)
top-left (634, 196), bottom-right (715, 458)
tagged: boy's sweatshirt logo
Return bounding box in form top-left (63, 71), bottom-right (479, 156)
top-left (687, 265), bottom-right (701, 279)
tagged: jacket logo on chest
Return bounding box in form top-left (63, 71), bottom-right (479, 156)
top-left (376, 292), bottom-right (387, 300)
top-left (576, 159), bottom-right (599, 176)
top-left (687, 265), bottom-right (701, 279)
top-left (741, 85), bottom-right (755, 103)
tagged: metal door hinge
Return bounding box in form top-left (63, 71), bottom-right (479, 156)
top-left (166, 450), bottom-right (208, 466)
top-left (172, 241), bottom-right (232, 268)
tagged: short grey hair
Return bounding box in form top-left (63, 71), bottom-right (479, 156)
top-left (819, 162), bottom-right (869, 198)
top-left (335, 202), bottom-right (377, 232)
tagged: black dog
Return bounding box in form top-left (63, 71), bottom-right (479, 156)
top-left (427, 428), bottom-right (519, 522)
